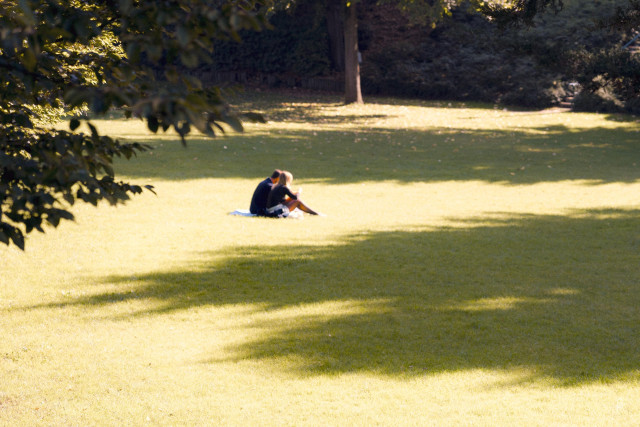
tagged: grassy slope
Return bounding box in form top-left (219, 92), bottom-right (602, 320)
top-left (1, 92), bottom-right (640, 424)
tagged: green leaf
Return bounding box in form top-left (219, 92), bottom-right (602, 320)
top-left (119, 0), bottom-right (133, 14)
top-left (47, 214), bottom-right (60, 227)
top-left (204, 123), bottom-right (215, 136)
top-left (177, 25), bottom-right (190, 47)
top-left (0, 228), bottom-right (9, 246)
top-left (165, 68), bottom-right (180, 83)
top-left (21, 47), bottom-right (37, 72)
top-left (147, 116), bottom-right (159, 133)
top-left (9, 227), bottom-right (25, 251)
top-left (58, 210), bottom-right (75, 221)
top-left (147, 44), bottom-right (163, 62)
top-left (64, 88), bottom-right (87, 108)
top-left (125, 43), bottom-right (141, 63)
top-left (243, 112), bottom-right (266, 123)
top-left (180, 50), bottom-right (199, 68)
top-left (16, 0), bottom-right (36, 26)
top-left (15, 113), bottom-right (33, 128)
top-left (185, 93), bottom-right (207, 108)
top-left (183, 75), bottom-right (203, 90)
top-left (223, 115), bottom-right (244, 132)
top-left (102, 163), bottom-right (114, 177)
top-left (73, 18), bottom-right (89, 40)
top-left (70, 118), bottom-right (81, 131)
top-left (63, 193), bottom-right (75, 205)
top-left (87, 123), bottom-right (98, 137)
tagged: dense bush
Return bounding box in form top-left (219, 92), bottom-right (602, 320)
top-left (572, 89), bottom-right (624, 113)
top-left (207, 0), bottom-right (638, 112)
top-left (361, 11), bottom-right (562, 108)
top-left (361, 0), bottom-right (637, 109)
top-left (209, 2), bottom-right (331, 77)
top-left (569, 47), bottom-right (640, 114)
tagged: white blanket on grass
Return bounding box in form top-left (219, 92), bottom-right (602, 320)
top-left (229, 208), bottom-right (304, 219)
top-left (229, 209), bottom-right (256, 217)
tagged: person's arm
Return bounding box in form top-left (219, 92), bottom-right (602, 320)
top-left (283, 186), bottom-right (298, 201)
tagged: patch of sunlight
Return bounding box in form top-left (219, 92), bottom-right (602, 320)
top-left (435, 367), bottom-right (543, 390)
top-left (443, 296), bottom-right (552, 312)
top-left (253, 299), bottom-right (394, 322)
top-left (518, 146), bottom-right (559, 153)
top-left (567, 209), bottom-right (639, 220)
top-left (547, 288), bottom-right (580, 296)
top-left (568, 143), bottom-right (613, 149)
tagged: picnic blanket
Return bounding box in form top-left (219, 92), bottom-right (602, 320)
top-left (229, 209), bottom-right (256, 217)
top-left (229, 208), bottom-right (304, 219)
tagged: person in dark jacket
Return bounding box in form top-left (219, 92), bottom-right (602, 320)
top-left (249, 170), bottom-right (281, 215)
top-left (266, 171), bottom-right (321, 217)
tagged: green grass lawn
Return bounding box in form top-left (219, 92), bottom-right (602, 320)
top-left (2, 91), bottom-right (640, 425)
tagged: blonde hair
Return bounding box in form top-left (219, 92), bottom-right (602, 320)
top-left (276, 170), bottom-right (293, 187)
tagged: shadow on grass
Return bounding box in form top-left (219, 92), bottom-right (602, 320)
top-left (231, 89), bottom-right (590, 113)
top-left (103, 90), bottom-right (640, 184)
top-left (27, 209), bottom-right (640, 385)
top-left (115, 123), bottom-right (640, 184)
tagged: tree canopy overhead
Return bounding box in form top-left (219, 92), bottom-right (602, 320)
top-left (0, 0), bottom-right (268, 249)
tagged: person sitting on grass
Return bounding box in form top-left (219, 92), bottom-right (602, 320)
top-left (266, 170), bottom-right (321, 217)
top-left (249, 169), bottom-right (282, 216)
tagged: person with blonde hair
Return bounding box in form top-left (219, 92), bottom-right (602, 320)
top-left (266, 171), bottom-right (321, 217)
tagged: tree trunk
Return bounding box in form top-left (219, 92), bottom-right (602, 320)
top-left (326, 0), bottom-right (345, 72)
top-left (344, 1), bottom-right (363, 104)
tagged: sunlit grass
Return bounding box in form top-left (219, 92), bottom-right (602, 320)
top-left (2, 91), bottom-right (640, 424)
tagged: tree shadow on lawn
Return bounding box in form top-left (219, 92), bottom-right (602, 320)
top-left (29, 209), bottom-right (640, 385)
top-left (115, 124), bottom-right (640, 185)
top-left (248, 102), bottom-right (394, 125)
top-left (231, 89), bottom-right (587, 114)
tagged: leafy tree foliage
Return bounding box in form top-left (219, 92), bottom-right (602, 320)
top-left (0, 0), bottom-right (267, 249)
top-left (265, 0), bottom-right (496, 104)
top-left (486, 0), bottom-right (640, 113)
top-left (481, 0), bottom-right (564, 27)
top-left (574, 0), bottom-right (640, 113)
top-left (211, 1), bottom-right (331, 77)
top-left (362, 7), bottom-right (565, 108)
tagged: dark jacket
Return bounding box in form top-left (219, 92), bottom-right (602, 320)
top-left (267, 185), bottom-right (297, 209)
top-left (249, 178), bottom-right (274, 215)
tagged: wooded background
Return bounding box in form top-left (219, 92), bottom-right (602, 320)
top-left (204, 0), bottom-right (640, 112)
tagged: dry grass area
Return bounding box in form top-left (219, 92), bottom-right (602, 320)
top-left (2, 92), bottom-right (640, 425)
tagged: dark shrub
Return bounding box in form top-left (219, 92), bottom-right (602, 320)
top-left (573, 89), bottom-right (624, 113)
